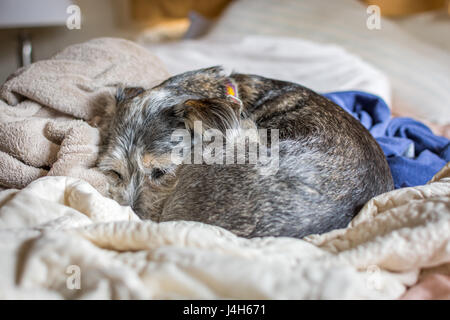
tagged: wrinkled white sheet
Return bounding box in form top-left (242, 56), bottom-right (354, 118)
top-left (0, 163), bottom-right (449, 299)
top-left (142, 35), bottom-right (391, 105)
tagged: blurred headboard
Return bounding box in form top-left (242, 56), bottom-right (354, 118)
top-left (130, 0), bottom-right (232, 26)
top-left (362, 0), bottom-right (447, 16)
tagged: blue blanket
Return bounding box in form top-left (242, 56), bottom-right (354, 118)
top-left (323, 91), bottom-right (450, 189)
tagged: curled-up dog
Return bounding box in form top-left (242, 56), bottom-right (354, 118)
top-left (97, 67), bottom-right (394, 238)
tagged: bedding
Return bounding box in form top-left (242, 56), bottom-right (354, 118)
top-left (324, 91), bottom-right (450, 188)
top-left (0, 163), bottom-right (449, 299)
top-left (142, 35), bottom-right (391, 106)
top-left (0, 37), bottom-right (169, 191)
top-left (0, 37), bottom-right (449, 299)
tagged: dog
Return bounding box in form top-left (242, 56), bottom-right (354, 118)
top-left (97, 66), bottom-right (394, 238)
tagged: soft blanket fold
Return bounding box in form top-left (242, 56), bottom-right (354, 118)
top-left (325, 91), bottom-right (450, 188)
top-left (0, 37), bottom-right (169, 192)
top-left (0, 163), bottom-right (449, 299)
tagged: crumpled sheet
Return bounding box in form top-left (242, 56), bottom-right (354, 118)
top-left (324, 91), bottom-right (450, 189)
top-left (143, 35), bottom-right (391, 107)
top-left (0, 163), bottom-right (449, 299)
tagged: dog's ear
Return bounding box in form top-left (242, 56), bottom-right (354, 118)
top-left (174, 98), bottom-right (242, 134)
top-left (195, 66), bottom-right (226, 78)
top-left (116, 86), bottom-right (145, 103)
top-left (97, 86), bottom-right (145, 127)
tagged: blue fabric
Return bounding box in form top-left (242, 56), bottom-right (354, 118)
top-left (323, 91), bottom-right (450, 189)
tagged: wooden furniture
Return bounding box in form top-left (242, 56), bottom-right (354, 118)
top-left (130, 0), bottom-right (232, 26)
top-left (363, 0), bottom-right (447, 16)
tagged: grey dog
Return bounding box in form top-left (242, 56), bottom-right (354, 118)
top-left (97, 66), bottom-right (394, 238)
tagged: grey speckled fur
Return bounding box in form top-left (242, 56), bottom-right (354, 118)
top-left (97, 67), bottom-right (394, 239)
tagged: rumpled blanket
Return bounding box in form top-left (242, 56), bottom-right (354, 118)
top-left (0, 38), bottom-right (449, 299)
top-left (0, 163), bottom-right (449, 299)
top-left (325, 91), bottom-right (450, 189)
top-left (0, 37), bottom-right (169, 192)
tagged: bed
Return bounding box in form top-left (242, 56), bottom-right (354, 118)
top-left (0, 0), bottom-right (449, 300)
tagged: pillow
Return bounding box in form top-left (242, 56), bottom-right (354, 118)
top-left (207, 0), bottom-right (450, 125)
top-left (143, 35), bottom-right (390, 103)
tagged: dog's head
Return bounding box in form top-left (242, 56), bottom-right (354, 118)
top-left (97, 67), bottom-right (243, 214)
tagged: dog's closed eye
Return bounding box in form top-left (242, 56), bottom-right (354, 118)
top-left (109, 170), bottom-right (123, 180)
top-left (151, 168), bottom-right (166, 180)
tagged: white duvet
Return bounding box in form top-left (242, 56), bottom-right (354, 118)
top-left (0, 163), bottom-right (449, 299)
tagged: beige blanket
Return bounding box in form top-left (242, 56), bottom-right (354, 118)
top-left (0, 163), bottom-right (448, 299)
top-left (0, 37), bottom-right (169, 192)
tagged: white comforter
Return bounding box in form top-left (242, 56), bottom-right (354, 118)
top-left (0, 163), bottom-right (449, 299)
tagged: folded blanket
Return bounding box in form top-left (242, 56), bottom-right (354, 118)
top-left (0, 37), bottom-right (169, 192)
top-left (325, 91), bottom-right (450, 189)
top-left (0, 163), bottom-right (449, 299)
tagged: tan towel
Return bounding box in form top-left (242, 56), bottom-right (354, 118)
top-left (0, 37), bottom-right (169, 193)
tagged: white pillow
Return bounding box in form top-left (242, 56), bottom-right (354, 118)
top-left (207, 0), bottom-right (450, 125)
top-left (143, 35), bottom-right (390, 103)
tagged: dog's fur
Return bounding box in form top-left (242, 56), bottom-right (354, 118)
top-left (97, 67), bottom-right (394, 238)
